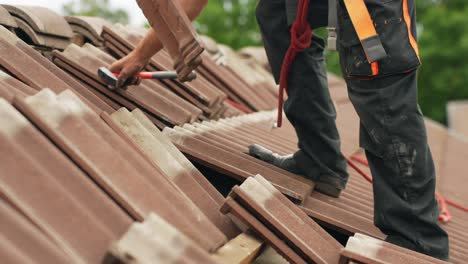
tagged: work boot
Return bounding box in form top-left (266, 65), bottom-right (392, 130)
top-left (248, 144), bottom-right (342, 197)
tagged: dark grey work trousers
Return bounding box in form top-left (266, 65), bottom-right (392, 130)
top-left (256, 0), bottom-right (449, 260)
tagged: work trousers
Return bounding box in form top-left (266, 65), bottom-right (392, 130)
top-left (256, 0), bottom-right (449, 260)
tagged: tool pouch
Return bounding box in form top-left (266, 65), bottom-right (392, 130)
top-left (338, 0), bottom-right (421, 78)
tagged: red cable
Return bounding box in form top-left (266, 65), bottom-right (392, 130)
top-left (351, 154), bottom-right (369, 166)
top-left (277, 0), bottom-right (313, 127)
top-left (445, 199), bottom-right (468, 212)
top-left (224, 98), bottom-right (253, 113)
top-left (346, 157), bottom-right (373, 183)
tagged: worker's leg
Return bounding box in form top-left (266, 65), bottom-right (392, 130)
top-left (253, 0), bottom-right (349, 196)
top-left (337, 0), bottom-right (449, 259)
top-left (348, 73), bottom-right (449, 260)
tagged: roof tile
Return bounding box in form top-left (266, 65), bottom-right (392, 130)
top-left (0, 200), bottom-right (70, 263)
top-left (14, 89), bottom-right (227, 252)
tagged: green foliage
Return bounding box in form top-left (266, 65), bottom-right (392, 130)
top-left (62, 0), bottom-right (129, 24)
top-left (195, 0), bottom-right (261, 49)
top-left (416, 0), bottom-right (468, 123)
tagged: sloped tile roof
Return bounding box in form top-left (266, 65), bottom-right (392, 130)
top-left (0, 200), bottom-right (71, 263)
top-left (0, 3), bottom-right (466, 264)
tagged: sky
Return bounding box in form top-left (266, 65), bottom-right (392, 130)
top-left (0, 0), bottom-right (147, 25)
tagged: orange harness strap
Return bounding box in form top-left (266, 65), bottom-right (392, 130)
top-left (342, 0), bottom-right (387, 63)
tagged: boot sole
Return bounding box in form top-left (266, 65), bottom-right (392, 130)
top-left (315, 182), bottom-right (342, 198)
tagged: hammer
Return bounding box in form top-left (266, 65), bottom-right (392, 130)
top-left (97, 67), bottom-right (197, 90)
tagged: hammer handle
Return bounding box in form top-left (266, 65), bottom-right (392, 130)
top-left (113, 71), bottom-right (178, 80)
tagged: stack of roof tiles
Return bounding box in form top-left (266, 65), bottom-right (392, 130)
top-left (1, 5), bottom-right (73, 50)
top-left (221, 175), bottom-right (343, 264)
top-left (65, 16), bottom-right (112, 46)
top-left (0, 3), bottom-right (467, 264)
top-left (342, 233), bottom-right (449, 264)
top-left (106, 213), bottom-right (219, 264)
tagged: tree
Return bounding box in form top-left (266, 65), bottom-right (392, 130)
top-left (195, 0), bottom-right (261, 49)
top-left (62, 0), bottom-right (129, 24)
top-left (416, 0), bottom-right (468, 123)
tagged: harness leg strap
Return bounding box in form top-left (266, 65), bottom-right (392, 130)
top-left (343, 0), bottom-right (387, 62)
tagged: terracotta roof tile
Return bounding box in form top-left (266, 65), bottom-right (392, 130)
top-left (66, 16), bottom-right (112, 46)
top-left (107, 213), bottom-right (219, 263)
top-left (0, 5), bottom-right (17, 29)
top-left (222, 197), bottom-right (306, 264)
top-left (0, 71), bottom-right (37, 96)
top-left (218, 45), bottom-right (278, 107)
top-left (199, 52), bottom-right (273, 111)
top-left (342, 233), bottom-right (448, 264)
top-left (238, 47), bottom-right (270, 70)
top-left (0, 200), bottom-right (70, 263)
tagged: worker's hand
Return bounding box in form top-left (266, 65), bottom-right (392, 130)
top-left (109, 51), bottom-right (149, 88)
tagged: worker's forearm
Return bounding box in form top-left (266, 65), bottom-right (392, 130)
top-left (132, 29), bottom-right (161, 62)
top-left (132, 0), bottom-right (208, 60)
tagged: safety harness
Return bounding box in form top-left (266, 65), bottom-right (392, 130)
top-left (277, 0), bottom-right (387, 127)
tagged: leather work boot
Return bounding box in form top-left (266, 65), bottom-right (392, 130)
top-left (248, 144), bottom-right (342, 197)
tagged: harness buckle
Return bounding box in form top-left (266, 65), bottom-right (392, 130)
top-left (327, 27), bottom-right (337, 51)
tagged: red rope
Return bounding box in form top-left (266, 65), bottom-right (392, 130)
top-left (347, 154), bottom-right (467, 222)
top-left (277, 0), bottom-right (312, 127)
top-left (346, 156), bottom-right (373, 183)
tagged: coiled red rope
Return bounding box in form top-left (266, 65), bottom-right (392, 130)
top-left (277, 0), bottom-right (312, 127)
top-left (348, 154), bottom-right (468, 223)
